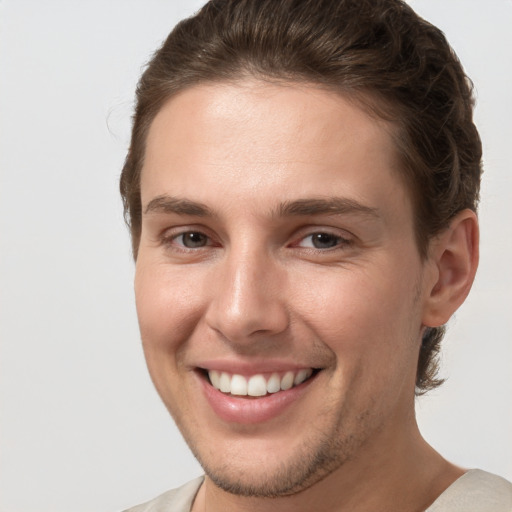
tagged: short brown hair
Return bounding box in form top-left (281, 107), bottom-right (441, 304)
top-left (120, 0), bottom-right (482, 393)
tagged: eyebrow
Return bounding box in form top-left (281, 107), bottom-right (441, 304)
top-left (144, 195), bottom-right (213, 216)
top-left (276, 197), bottom-right (380, 219)
top-left (143, 194), bottom-right (380, 220)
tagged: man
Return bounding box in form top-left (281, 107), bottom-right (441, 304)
top-left (120, 0), bottom-right (512, 510)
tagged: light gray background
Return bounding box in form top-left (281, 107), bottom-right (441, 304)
top-left (0, 1), bottom-right (511, 511)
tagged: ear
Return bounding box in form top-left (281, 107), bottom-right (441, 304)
top-left (422, 209), bottom-right (479, 328)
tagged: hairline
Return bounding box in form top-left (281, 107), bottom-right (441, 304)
top-left (130, 73), bottom-right (430, 258)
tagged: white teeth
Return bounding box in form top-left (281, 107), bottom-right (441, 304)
top-left (247, 375), bottom-right (267, 396)
top-left (230, 374), bottom-right (248, 395)
top-left (219, 372), bottom-right (231, 393)
top-left (266, 373), bottom-right (281, 394)
top-left (294, 368), bottom-right (313, 386)
top-left (209, 370), bottom-right (220, 389)
top-left (280, 371), bottom-right (294, 390)
top-left (207, 369), bottom-right (314, 396)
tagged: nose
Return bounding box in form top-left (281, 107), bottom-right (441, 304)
top-left (204, 247), bottom-right (289, 344)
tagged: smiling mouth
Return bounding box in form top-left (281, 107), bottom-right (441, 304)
top-left (204, 368), bottom-right (318, 397)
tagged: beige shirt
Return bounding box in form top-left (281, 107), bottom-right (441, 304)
top-left (124, 469), bottom-right (512, 512)
top-left (425, 469), bottom-right (512, 512)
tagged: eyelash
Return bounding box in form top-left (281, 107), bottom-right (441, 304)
top-left (164, 231), bottom-right (215, 250)
top-left (161, 229), bottom-right (353, 253)
top-left (294, 231), bottom-right (352, 250)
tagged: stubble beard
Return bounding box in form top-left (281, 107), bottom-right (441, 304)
top-left (183, 411), bottom-right (371, 499)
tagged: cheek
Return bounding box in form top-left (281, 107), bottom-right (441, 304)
top-left (134, 261), bottom-right (208, 419)
top-left (134, 261), bottom-right (206, 354)
top-left (303, 268), bottom-right (422, 422)
top-left (295, 261), bottom-right (422, 374)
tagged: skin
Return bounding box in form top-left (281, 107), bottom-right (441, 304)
top-left (134, 80), bottom-right (478, 512)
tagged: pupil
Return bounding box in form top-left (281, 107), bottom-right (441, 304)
top-left (183, 232), bottom-right (206, 248)
top-left (312, 233), bottom-right (338, 248)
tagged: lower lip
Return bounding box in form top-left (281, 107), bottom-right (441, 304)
top-left (199, 373), bottom-right (316, 424)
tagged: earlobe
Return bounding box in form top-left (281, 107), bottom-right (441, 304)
top-left (422, 209), bottom-right (479, 328)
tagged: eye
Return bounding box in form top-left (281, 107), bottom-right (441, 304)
top-left (297, 232), bottom-right (349, 249)
top-left (173, 231), bottom-right (210, 248)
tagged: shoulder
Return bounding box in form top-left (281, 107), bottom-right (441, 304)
top-left (122, 477), bottom-right (204, 512)
top-left (427, 469), bottom-right (512, 512)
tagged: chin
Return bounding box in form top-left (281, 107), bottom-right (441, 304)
top-left (187, 423), bottom-right (364, 498)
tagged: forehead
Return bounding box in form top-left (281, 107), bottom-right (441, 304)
top-left (141, 80), bottom-right (410, 223)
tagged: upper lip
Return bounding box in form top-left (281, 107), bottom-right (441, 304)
top-left (194, 359), bottom-right (319, 376)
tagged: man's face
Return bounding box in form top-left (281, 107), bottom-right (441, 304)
top-left (135, 80), bottom-right (433, 496)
